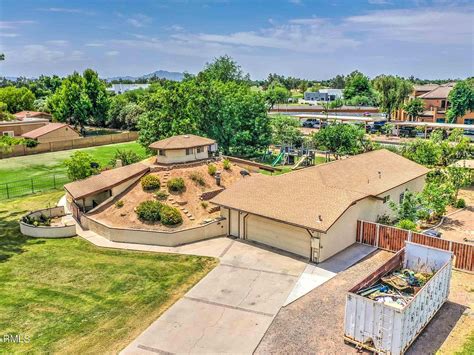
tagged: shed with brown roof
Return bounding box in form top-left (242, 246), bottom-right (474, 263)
top-left (149, 134), bottom-right (217, 165)
top-left (64, 162), bottom-right (149, 212)
top-left (211, 150), bottom-right (429, 262)
top-left (21, 123), bottom-right (80, 143)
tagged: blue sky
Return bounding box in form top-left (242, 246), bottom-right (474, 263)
top-left (0, 0), bottom-right (473, 79)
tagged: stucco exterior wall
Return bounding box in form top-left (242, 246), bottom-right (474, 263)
top-left (156, 147), bottom-right (210, 164)
top-left (320, 175), bottom-right (426, 262)
top-left (0, 122), bottom-right (47, 136)
top-left (81, 215), bottom-right (226, 246)
top-left (20, 206), bottom-right (76, 238)
top-left (36, 126), bottom-right (80, 143)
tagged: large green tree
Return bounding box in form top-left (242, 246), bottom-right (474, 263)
top-left (198, 55), bottom-right (249, 83)
top-left (264, 84), bottom-right (290, 109)
top-left (373, 75), bottom-right (413, 120)
top-left (313, 123), bottom-right (372, 159)
top-left (343, 71), bottom-right (373, 101)
top-left (83, 69), bottom-right (109, 127)
top-left (0, 86), bottom-right (35, 113)
top-left (404, 98), bottom-right (424, 121)
top-left (446, 79), bottom-right (474, 123)
top-left (270, 115), bottom-right (303, 146)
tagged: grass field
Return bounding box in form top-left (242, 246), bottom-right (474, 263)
top-left (0, 141), bottom-right (149, 183)
top-left (0, 191), bottom-right (217, 353)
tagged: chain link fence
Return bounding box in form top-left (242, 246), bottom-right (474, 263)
top-left (0, 174), bottom-right (70, 200)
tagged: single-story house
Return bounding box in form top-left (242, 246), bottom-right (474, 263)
top-left (21, 123), bottom-right (80, 143)
top-left (64, 162), bottom-right (150, 213)
top-left (304, 89), bottom-right (343, 102)
top-left (106, 83), bottom-right (150, 94)
top-left (14, 111), bottom-right (52, 121)
top-left (211, 150), bottom-right (429, 262)
top-left (0, 118), bottom-right (49, 137)
top-left (149, 134), bottom-right (218, 164)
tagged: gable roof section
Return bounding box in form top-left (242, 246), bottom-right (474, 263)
top-left (149, 134), bottom-right (216, 150)
top-left (64, 163), bottom-right (150, 200)
top-left (211, 150), bottom-right (429, 233)
top-left (14, 111), bottom-right (51, 120)
top-left (419, 84), bottom-right (454, 99)
top-left (21, 123), bottom-right (75, 139)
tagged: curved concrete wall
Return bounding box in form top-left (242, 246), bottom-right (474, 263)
top-left (20, 206), bottom-right (76, 238)
top-left (81, 214), bottom-right (226, 246)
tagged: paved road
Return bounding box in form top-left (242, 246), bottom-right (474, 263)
top-left (122, 240), bottom-right (308, 354)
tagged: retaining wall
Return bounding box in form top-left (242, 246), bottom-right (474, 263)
top-left (20, 206), bottom-right (76, 238)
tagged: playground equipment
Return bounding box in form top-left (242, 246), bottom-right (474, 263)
top-left (271, 152), bottom-right (285, 167)
top-left (292, 154), bottom-right (308, 170)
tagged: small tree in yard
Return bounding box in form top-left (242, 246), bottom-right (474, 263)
top-left (270, 115), bottom-right (303, 146)
top-left (419, 182), bottom-right (452, 218)
top-left (109, 149), bottom-right (141, 167)
top-left (64, 151), bottom-right (98, 181)
top-left (404, 98), bottom-right (424, 121)
top-left (313, 123), bottom-right (372, 159)
top-left (389, 191), bottom-right (419, 223)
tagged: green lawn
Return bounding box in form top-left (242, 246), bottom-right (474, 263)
top-left (0, 191), bottom-right (217, 353)
top-left (260, 156), bottom-right (327, 176)
top-left (0, 141), bottom-right (149, 183)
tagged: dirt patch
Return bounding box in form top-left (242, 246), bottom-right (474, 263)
top-left (256, 250), bottom-right (474, 354)
top-left (437, 188), bottom-right (474, 243)
top-left (90, 160), bottom-right (243, 231)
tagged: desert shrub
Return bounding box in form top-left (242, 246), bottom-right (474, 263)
top-left (141, 175), bottom-right (161, 191)
top-left (160, 205), bottom-right (183, 225)
top-left (115, 200), bottom-right (124, 208)
top-left (24, 139), bottom-right (38, 148)
top-left (396, 219), bottom-right (417, 231)
top-left (376, 214), bottom-right (392, 225)
top-left (201, 201), bottom-right (209, 209)
top-left (189, 172), bottom-right (206, 186)
top-left (136, 200), bottom-right (162, 222)
top-left (22, 213), bottom-right (51, 227)
top-left (223, 159), bottom-right (231, 170)
top-left (167, 177), bottom-right (185, 193)
top-left (208, 164), bottom-right (217, 176)
top-left (455, 198), bottom-right (466, 208)
top-left (109, 149), bottom-right (141, 167)
top-left (154, 190), bottom-right (169, 200)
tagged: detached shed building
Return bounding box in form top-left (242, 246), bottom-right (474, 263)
top-left (22, 123), bottom-right (80, 143)
top-left (211, 150), bottom-right (429, 262)
top-left (64, 162), bottom-right (149, 213)
top-left (149, 134), bottom-right (217, 164)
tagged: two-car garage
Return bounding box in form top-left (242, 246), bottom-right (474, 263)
top-left (226, 208), bottom-right (312, 259)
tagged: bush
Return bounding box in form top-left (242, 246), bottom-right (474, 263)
top-left (376, 214), bottom-right (392, 225)
top-left (189, 172), bottom-right (206, 186)
top-left (201, 201), bottom-right (209, 209)
top-left (109, 149), bottom-right (141, 167)
top-left (167, 177), bottom-right (185, 193)
top-left (208, 164), bottom-right (217, 176)
top-left (136, 200), bottom-right (162, 222)
top-left (416, 208), bottom-right (431, 221)
top-left (154, 190), bottom-right (169, 200)
top-left (160, 205), bottom-right (183, 226)
top-left (64, 151), bottom-right (99, 181)
top-left (22, 213), bottom-right (51, 227)
top-left (396, 219), bottom-right (418, 231)
top-left (223, 159), bottom-right (231, 170)
top-left (115, 200), bottom-right (124, 208)
top-left (141, 175), bottom-right (161, 191)
top-left (24, 139), bottom-right (38, 148)
top-left (455, 198), bottom-right (466, 208)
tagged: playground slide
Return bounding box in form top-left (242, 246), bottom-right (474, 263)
top-left (271, 152), bottom-right (284, 167)
top-left (292, 155), bottom-right (308, 170)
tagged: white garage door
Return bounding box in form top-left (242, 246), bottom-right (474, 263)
top-left (246, 214), bottom-right (310, 258)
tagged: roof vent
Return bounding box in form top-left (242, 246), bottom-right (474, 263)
top-left (378, 171), bottom-right (382, 179)
top-left (317, 214), bottom-right (323, 223)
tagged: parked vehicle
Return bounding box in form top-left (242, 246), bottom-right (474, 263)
top-left (366, 121), bottom-right (387, 134)
top-left (422, 229), bottom-right (442, 238)
top-left (399, 126), bottom-right (417, 138)
top-left (344, 242), bottom-right (452, 355)
top-left (302, 119), bottom-right (319, 128)
top-left (463, 129), bottom-right (474, 142)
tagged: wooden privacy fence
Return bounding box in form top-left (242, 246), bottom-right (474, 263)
top-left (357, 220), bottom-right (474, 273)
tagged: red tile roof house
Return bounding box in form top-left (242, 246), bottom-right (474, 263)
top-left (21, 123), bottom-right (80, 143)
top-left (13, 111), bottom-right (52, 121)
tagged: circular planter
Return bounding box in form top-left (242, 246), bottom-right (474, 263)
top-left (20, 206), bottom-right (76, 238)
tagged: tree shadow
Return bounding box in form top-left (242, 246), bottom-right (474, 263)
top-left (0, 210), bottom-right (45, 263)
top-left (406, 301), bottom-right (468, 354)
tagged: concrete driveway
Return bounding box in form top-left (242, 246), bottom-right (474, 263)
top-left (122, 239), bottom-right (307, 354)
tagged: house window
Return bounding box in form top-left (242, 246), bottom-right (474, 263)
top-left (464, 119), bottom-right (474, 125)
top-left (399, 192), bottom-right (405, 204)
top-left (436, 118), bottom-right (445, 123)
top-left (383, 195), bottom-right (390, 204)
top-left (185, 148), bottom-right (193, 155)
top-left (440, 100), bottom-right (446, 109)
top-left (196, 146), bottom-right (204, 153)
top-left (159, 149), bottom-right (165, 156)
top-left (2, 131), bottom-right (14, 137)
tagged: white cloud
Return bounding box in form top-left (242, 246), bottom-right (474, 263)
top-left (289, 0), bottom-right (302, 4)
top-left (106, 51), bottom-right (119, 56)
top-left (368, 0), bottom-right (391, 4)
top-left (40, 7), bottom-right (95, 15)
top-left (0, 33), bottom-right (19, 38)
top-left (46, 40), bottom-right (69, 46)
top-left (0, 20), bottom-right (36, 29)
top-left (126, 14), bottom-right (152, 28)
top-left (85, 42), bottom-right (105, 47)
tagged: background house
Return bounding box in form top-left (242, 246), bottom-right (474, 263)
top-left (211, 150), bottom-right (429, 263)
top-left (304, 89), bottom-right (343, 102)
top-left (107, 83), bottom-right (150, 94)
top-left (22, 123), bottom-right (80, 143)
top-left (0, 119), bottom-right (49, 137)
top-left (14, 111), bottom-right (52, 121)
top-left (149, 134), bottom-right (218, 164)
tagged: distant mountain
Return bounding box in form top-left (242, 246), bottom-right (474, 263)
top-left (107, 70), bottom-right (185, 82)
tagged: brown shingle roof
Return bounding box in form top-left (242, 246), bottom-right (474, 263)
top-left (211, 150), bottom-right (429, 233)
top-left (21, 123), bottom-right (75, 139)
top-left (414, 84), bottom-right (439, 92)
top-left (419, 85), bottom-right (453, 99)
top-left (64, 163), bottom-right (150, 200)
top-left (149, 134), bottom-right (216, 150)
